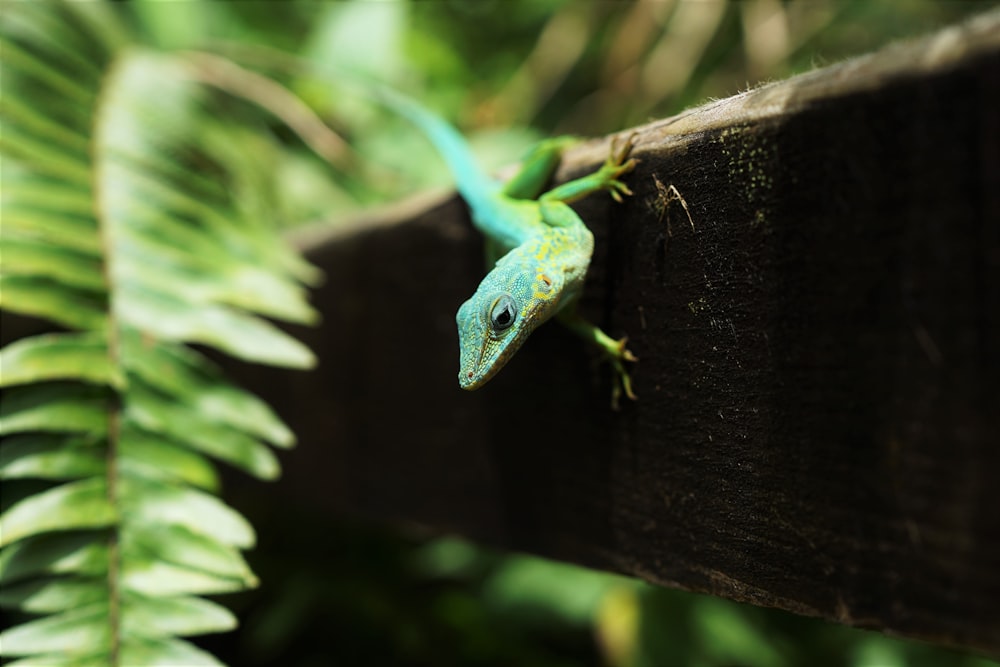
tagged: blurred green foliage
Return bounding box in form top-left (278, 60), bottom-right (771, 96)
top-left (198, 508), bottom-right (998, 667)
top-left (4, 0), bottom-right (997, 665)
top-left (112, 0), bottom-right (996, 229)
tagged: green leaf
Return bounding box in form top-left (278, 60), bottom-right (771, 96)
top-left (89, 48), bottom-right (317, 373)
top-left (4, 654), bottom-right (106, 667)
top-left (122, 558), bottom-right (253, 597)
top-left (483, 556), bottom-right (630, 625)
top-left (0, 577), bottom-right (106, 613)
top-left (119, 635), bottom-right (225, 667)
top-left (0, 649), bottom-right (108, 667)
top-left (0, 333), bottom-right (115, 388)
top-left (0, 236), bottom-right (105, 292)
top-left (304, 0), bottom-right (408, 82)
top-left (122, 593), bottom-right (236, 638)
top-left (0, 208), bottom-right (102, 255)
top-left (0, 478), bottom-right (116, 547)
top-left (694, 597), bottom-right (785, 667)
top-left (1, 130), bottom-right (93, 185)
top-left (0, 275), bottom-right (108, 332)
top-left (0, 433), bottom-right (105, 481)
top-left (0, 37), bottom-right (95, 107)
top-left (0, 602), bottom-right (109, 657)
top-left (120, 475), bottom-right (254, 548)
top-left (0, 382), bottom-right (110, 437)
top-left (123, 338), bottom-right (294, 448)
top-left (127, 382), bottom-right (280, 479)
top-left (0, 533), bottom-right (109, 585)
top-left (119, 425), bottom-right (219, 490)
top-left (220, 263), bottom-right (319, 324)
top-left (1, 179), bottom-right (95, 219)
top-left (61, 0), bottom-right (133, 55)
top-left (1, 8), bottom-right (320, 664)
top-left (117, 285), bottom-right (315, 368)
top-left (3, 95), bottom-right (92, 158)
top-left (129, 522), bottom-right (255, 584)
top-left (0, 3), bottom-right (105, 81)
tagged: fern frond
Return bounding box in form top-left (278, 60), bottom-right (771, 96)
top-left (0, 2), bottom-right (318, 665)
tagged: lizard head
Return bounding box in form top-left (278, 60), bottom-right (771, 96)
top-left (456, 251), bottom-right (564, 390)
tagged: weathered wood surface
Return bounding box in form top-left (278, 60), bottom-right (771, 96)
top-left (244, 12), bottom-right (1000, 655)
top-left (4, 9), bottom-right (998, 657)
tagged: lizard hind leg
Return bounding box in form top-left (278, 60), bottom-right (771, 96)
top-left (503, 136), bottom-right (580, 200)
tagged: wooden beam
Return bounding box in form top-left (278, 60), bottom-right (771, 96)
top-left (229, 11), bottom-right (1000, 655)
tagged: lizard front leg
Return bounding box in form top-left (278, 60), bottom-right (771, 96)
top-left (503, 136), bottom-right (579, 200)
top-left (540, 133), bottom-right (637, 205)
top-left (557, 306), bottom-right (638, 409)
top-left (551, 135), bottom-right (638, 407)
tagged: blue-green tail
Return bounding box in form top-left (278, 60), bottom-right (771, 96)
top-left (370, 85), bottom-right (499, 210)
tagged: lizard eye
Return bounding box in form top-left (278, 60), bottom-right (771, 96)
top-left (489, 295), bottom-right (517, 332)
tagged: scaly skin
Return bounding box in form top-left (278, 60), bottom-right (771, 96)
top-left (374, 88), bottom-right (637, 403)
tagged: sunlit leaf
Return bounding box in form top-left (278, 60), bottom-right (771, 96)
top-left (220, 264), bottom-right (319, 324)
top-left (0, 382), bottom-right (110, 437)
top-left (1, 4), bottom-right (319, 664)
top-left (0, 209), bottom-right (101, 255)
top-left (120, 475), bottom-right (254, 548)
top-left (0, 478), bottom-right (116, 547)
top-left (0, 38), bottom-right (94, 106)
top-left (304, 0), bottom-right (408, 82)
top-left (0, 603), bottom-right (109, 656)
top-left (483, 556), bottom-right (630, 625)
top-left (122, 559), bottom-right (254, 597)
top-left (693, 597), bottom-right (784, 667)
top-left (1, 131), bottom-right (92, 185)
top-left (60, 0), bottom-right (132, 54)
top-left (123, 339), bottom-right (294, 448)
top-left (119, 424), bottom-right (219, 490)
top-left (119, 635), bottom-right (225, 667)
top-left (0, 3), bottom-right (105, 80)
top-left (117, 286), bottom-right (314, 368)
top-left (0, 533), bottom-right (109, 584)
top-left (2, 94), bottom-right (91, 154)
top-left (0, 333), bottom-right (113, 388)
top-left (0, 236), bottom-right (105, 292)
top-left (122, 593), bottom-right (236, 637)
top-left (128, 382), bottom-right (280, 479)
top-left (0, 434), bottom-right (105, 481)
top-left (129, 522), bottom-right (255, 584)
top-left (0, 276), bottom-right (107, 332)
top-left (4, 655), bottom-right (109, 667)
top-left (0, 577), bottom-right (106, 613)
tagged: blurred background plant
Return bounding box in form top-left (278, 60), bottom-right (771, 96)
top-left (2, 1), bottom-right (997, 666)
top-left (99, 0), bottom-right (1000, 229)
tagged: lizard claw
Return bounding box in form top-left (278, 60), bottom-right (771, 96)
top-left (607, 335), bottom-right (638, 410)
top-left (602, 133), bottom-right (638, 202)
top-left (558, 316), bottom-right (638, 410)
top-left (608, 132), bottom-right (638, 167)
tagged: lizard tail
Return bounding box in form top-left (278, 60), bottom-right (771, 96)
top-left (369, 84), bottom-right (500, 209)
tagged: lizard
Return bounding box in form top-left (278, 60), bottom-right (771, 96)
top-left (371, 86), bottom-right (638, 404)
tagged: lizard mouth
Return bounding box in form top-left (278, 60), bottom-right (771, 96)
top-left (458, 353), bottom-right (489, 391)
top-left (459, 370), bottom-right (480, 391)
top-left (458, 342), bottom-right (500, 391)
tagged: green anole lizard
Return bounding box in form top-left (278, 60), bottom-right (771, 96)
top-left (374, 87), bottom-right (638, 404)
